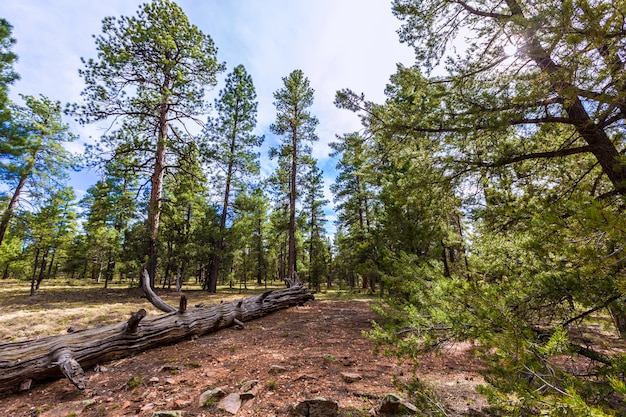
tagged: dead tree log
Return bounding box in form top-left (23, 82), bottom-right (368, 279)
top-left (0, 285), bottom-right (313, 394)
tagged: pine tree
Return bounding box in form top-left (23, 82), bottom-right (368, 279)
top-left (270, 70), bottom-right (319, 286)
top-left (203, 64), bottom-right (262, 292)
top-left (0, 18), bottom-right (18, 121)
top-left (75, 0), bottom-right (224, 288)
top-left (0, 95), bottom-right (78, 246)
top-left (302, 163), bottom-right (328, 290)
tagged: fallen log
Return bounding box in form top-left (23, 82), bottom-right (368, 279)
top-left (0, 284), bottom-right (313, 394)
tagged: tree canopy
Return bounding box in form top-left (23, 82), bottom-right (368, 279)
top-left (75, 0), bottom-right (224, 287)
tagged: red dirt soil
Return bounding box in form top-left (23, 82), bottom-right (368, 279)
top-left (0, 300), bottom-right (489, 416)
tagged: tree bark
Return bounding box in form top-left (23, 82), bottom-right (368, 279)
top-left (609, 302), bottom-right (626, 340)
top-left (146, 115), bottom-right (168, 289)
top-left (0, 144), bottom-right (39, 248)
top-left (0, 284), bottom-right (313, 394)
top-left (287, 122), bottom-right (298, 286)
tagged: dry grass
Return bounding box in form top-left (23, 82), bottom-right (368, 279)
top-left (0, 278), bottom-right (379, 343)
top-left (0, 279), bottom-right (280, 343)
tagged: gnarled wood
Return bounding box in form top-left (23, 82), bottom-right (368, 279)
top-left (141, 269), bottom-right (176, 313)
top-left (0, 285), bottom-right (313, 394)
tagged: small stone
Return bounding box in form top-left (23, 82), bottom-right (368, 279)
top-left (165, 378), bottom-right (176, 385)
top-left (269, 365), bottom-right (288, 375)
top-left (378, 393), bottom-right (418, 415)
top-left (341, 372), bottom-right (362, 383)
top-left (149, 377), bottom-right (160, 383)
top-left (218, 393), bottom-right (242, 415)
top-left (292, 399), bottom-right (338, 417)
top-left (239, 379), bottom-right (258, 393)
top-left (173, 399), bottom-right (191, 409)
top-left (151, 412), bottom-right (182, 417)
top-left (198, 387), bottom-right (227, 406)
top-left (140, 403), bottom-right (155, 412)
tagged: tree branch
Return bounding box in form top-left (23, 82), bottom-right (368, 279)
top-left (451, 145), bottom-right (593, 168)
top-left (453, 0), bottom-right (512, 19)
top-left (561, 294), bottom-right (622, 328)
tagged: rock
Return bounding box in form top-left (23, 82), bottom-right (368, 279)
top-left (148, 377), bottom-right (160, 383)
top-left (152, 412), bottom-right (182, 417)
top-left (198, 387), bottom-right (227, 407)
top-left (173, 399), bottom-right (191, 409)
top-left (378, 393), bottom-right (418, 415)
top-left (40, 398), bottom-right (97, 417)
top-left (240, 391), bottom-right (255, 401)
top-left (341, 372), bottom-right (362, 383)
top-left (140, 403), bottom-right (155, 412)
top-left (19, 379), bottom-right (32, 391)
top-left (160, 365), bottom-right (181, 373)
top-left (218, 393), bottom-right (242, 414)
top-left (239, 379), bottom-right (258, 393)
top-left (291, 399), bottom-right (339, 417)
top-left (241, 385), bottom-right (261, 401)
top-left (269, 365), bottom-right (288, 375)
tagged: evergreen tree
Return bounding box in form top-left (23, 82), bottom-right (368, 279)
top-left (75, 0), bottom-right (224, 288)
top-left (159, 142), bottom-right (207, 291)
top-left (0, 18), bottom-right (18, 120)
top-left (334, 1), bottom-right (626, 413)
top-left (204, 64), bottom-right (262, 292)
top-left (302, 163), bottom-right (328, 290)
top-left (0, 95), bottom-right (78, 246)
top-left (26, 186), bottom-right (78, 295)
top-left (270, 70), bottom-right (319, 286)
top-left (329, 133), bottom-right (378, 289)
top-left (80, 156), bottom-right (138, 287)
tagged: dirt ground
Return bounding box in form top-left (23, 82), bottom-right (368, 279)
top-left (0, 288), bottom-right (489, 416)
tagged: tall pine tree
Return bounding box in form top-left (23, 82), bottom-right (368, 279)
top-left (75, 0), bottom-right (224, 288)
top-left (203, 64), bottom-right (262, 292)
top-left (270, 70), bottom-right (318, 286)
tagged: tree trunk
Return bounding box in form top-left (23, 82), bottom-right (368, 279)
top-left (0, 169), bottom-right (31, 247)
top-left (30, 248), bottom-right (40, 297)
top-left (0, 283), bottom-right (313, 394)
top-left (147, 128), bottom-right (168, 289)
top-left (287, 125), bottom-right (298, 287)
top-left (509, 0), bottom-right (626, 196)
top-left (45, 251), bottom-right (55, 280)
top-left (35, 250), bottom-right (48, 291)
top-left (257, 216), bottom-right (264, 285)
top-left (609, 302), bottom-right (626, 340)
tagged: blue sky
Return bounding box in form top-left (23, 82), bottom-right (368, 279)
top-left (2, 1), bottom-right (414, 232)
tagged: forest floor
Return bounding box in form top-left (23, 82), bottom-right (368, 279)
top-left (0, 281), bottom-right (491, 416)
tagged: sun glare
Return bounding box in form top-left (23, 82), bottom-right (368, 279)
top-left (503, 44), bottom-right (518, 57)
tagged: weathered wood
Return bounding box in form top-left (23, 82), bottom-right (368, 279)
top-left (0, 285), bottom-right (313, 394)
top-left (126, 309), bottom-right (147, 333)
top-left (179, 294), bottom-right (187, 313)
top-left (141, 269), bottom-right (176, 313)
